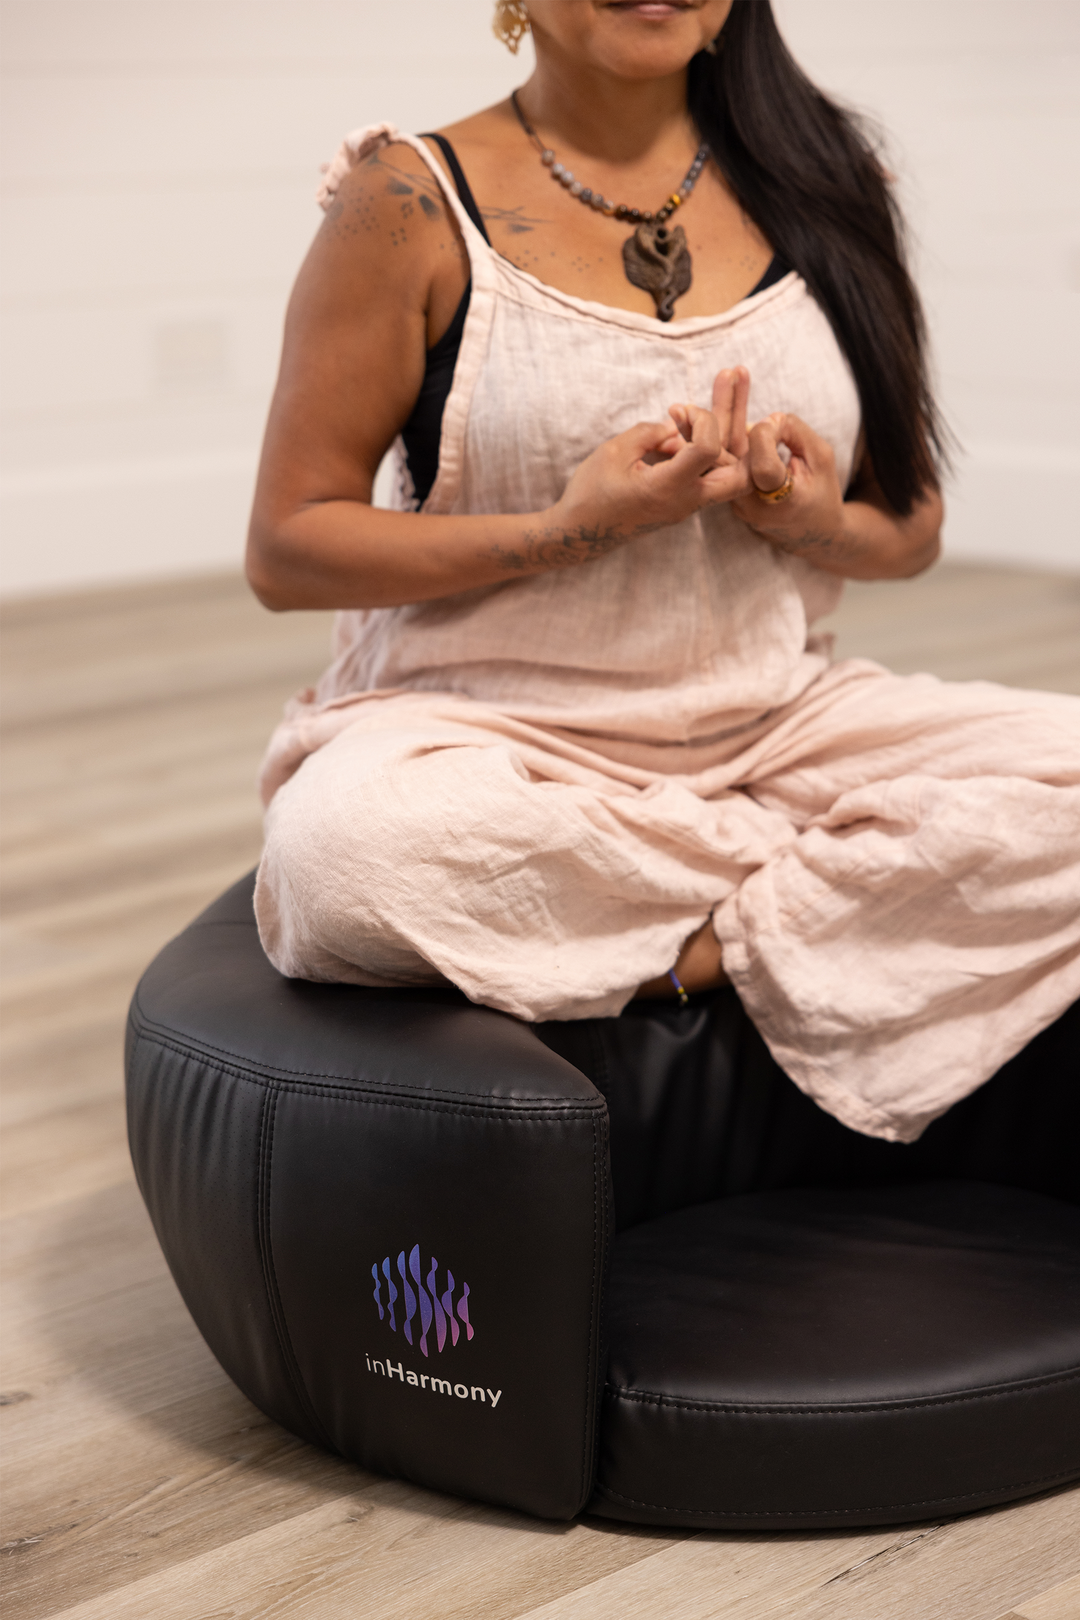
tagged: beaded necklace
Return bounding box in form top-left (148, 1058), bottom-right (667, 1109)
top-left (510, 90), bottom-right (708, 322)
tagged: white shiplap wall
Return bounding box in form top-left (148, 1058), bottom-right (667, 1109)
top-left (1, 0), bottom-right (1077, 594)
top-left (774, 0), bottom-right (1080, 572)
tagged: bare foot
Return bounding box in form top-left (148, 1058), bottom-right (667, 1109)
top-left (634, 919), bottom-right (728, 1000)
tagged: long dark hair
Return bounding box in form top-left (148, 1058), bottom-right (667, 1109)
top-left (689, 1), bottom-right (946, 514)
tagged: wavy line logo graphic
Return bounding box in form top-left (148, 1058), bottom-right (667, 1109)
top-left (371, 1243), bottom-right (474, 1356)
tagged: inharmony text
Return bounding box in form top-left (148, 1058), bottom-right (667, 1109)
top-left (365, 1354), bottom-right (502, 1407)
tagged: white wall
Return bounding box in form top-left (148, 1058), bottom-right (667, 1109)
top-left (0, 0), bottom-right (525, 595)
top-left (774, 0), bottom-right (1080, 571)
top-left (1, 0), bottom-right (1077, 596)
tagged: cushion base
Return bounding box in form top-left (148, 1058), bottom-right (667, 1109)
top-left (591, 1182), bottom-right (1080, 1528)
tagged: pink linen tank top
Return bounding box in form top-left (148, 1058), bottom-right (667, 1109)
top-left (314, 126), bottom-right (862, 744)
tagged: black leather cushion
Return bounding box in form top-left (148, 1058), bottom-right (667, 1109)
top-left (126, 873), bottom-right (610, 1522)
top-left (127, 872), bottom-right (1080, 1529)
top-left (591, 1181), bottom-right (1080, 1528)
top-left (538, 992), bottom-right (1080, 1227)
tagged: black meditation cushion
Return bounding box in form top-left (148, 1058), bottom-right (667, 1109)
top-left (126, 872), bottom-right (1080, 1525)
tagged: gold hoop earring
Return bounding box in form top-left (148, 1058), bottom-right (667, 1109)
top-left (493, 0), bottom-right (530, 54)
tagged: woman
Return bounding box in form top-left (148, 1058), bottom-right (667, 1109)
top-left (247, 0), bottom-right (1080, 1145)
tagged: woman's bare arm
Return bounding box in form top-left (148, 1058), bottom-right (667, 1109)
top-left (247, 146), bottom-right (752, 611)
top-left (246, 142), bottom-right (532, 611)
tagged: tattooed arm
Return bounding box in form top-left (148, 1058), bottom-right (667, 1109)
top-left (248, 141), bottom-right (531, 611)
top-left (247, 141), bottom-right (753, 610)
top-left (730, 414), bottom-right (941, 581)
top-left (241, 145), bottom-right (615, 608)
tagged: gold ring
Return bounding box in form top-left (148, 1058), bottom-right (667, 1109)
top-left (755, 470), bottom-right (794, 504)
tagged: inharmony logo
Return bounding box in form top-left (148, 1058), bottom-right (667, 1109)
top-left (365, 1354), bottom-right (502, 1408)
top-left (372, 1243), bottom-right (474, 1357)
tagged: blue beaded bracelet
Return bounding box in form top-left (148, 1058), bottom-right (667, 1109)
top-left (668, 969), bottom-right (689, 1006)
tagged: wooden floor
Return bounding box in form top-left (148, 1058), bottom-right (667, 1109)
top-left (2, 562), bottom-right (1079, 1620)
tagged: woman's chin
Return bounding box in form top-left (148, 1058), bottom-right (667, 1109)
top-left (537, 1), bottom-right (714, 80)
top-left (582, 36), bottom-right (710, 83)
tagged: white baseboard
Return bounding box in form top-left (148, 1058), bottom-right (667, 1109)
top-left (2, 440), bottom-right (1076, 599)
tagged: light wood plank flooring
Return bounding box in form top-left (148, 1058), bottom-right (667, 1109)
top-left (3, 563), bottom-right (1079, 1620)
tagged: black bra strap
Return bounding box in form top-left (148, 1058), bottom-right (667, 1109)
top-left (420, 132), bottom-right (492, 246)
top-left (748, 255), bottom-right (789, 298)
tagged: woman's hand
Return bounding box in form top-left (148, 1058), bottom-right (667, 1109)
top-left (665, 364), bottom-right (751, 499)
top-left (731, 410), bottom-right (943, 581)
top-left (521, 367), bottom-right (753, 570)
top-left (732, 411), bottom-right (846, 555)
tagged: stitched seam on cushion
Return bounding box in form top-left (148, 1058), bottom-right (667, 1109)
top-left (131, 1023), bottom-right (603, 1122)
top-left (603, 1366), bottom-right (1080, 1414)
top-left (580, 1112), bottom-right (594, 1506)
top-left (256, 1086), bottom-right (334, 1450)
top-left (591, 1465), bottom-right (1080, 1518)
top-left (595, 1101), bottom-right (612, 1503)
top-left (581, 1108), bottom-right (606, 1509)
top-left (591, 1023), bottom-right (610, 1097)
top-left (130, 998), bottom-right (603, 1109)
